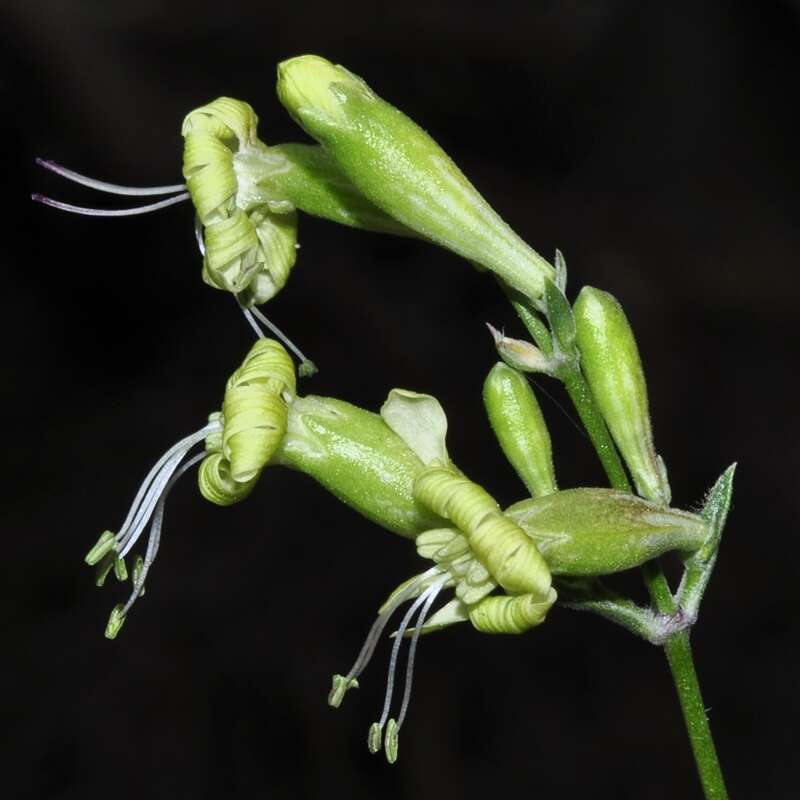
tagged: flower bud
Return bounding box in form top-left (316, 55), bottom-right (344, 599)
top-left (486, 324), bottom-right (556, 376)
top-left (276, 55), bottom-right (554, 302)
top-left (483, 362), bottom-right (557, 497)
top-left (273, 395), bottom-right (446, 537)
top-left (573, 287), bottom-right (670, 504)
top-left (505, 488), bottom-right (707, 576)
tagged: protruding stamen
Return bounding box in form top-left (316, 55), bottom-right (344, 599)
top-left (377, 581), bottom-right (443, 731)
top-left (239, 303), bottom-right (318, 377)
top-left (113, 422), bottom-right (219, 559)
top-left (32, 192), bottom-right (190, 217)
top-left (35, 158), bottom-right (186, 196)
top-left (332, 568), bottom-right (440, 709)
top-left (118, 452), bottom-right (205, 619)
top-left (396, 582), bottom-right (444, 729)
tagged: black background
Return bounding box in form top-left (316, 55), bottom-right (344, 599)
top-left (3, 2), bottom-right (798, 798)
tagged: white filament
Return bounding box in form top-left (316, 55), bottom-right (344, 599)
top-left (35, 158), bottom-right (186, 196)
top-left (239, 303), bottom-right (314, 369)
top-left (32, 192), bottom-right (190, 217)
top-left (119, 452), bottom-right (205, 617)
top-left (378, 577), bottom-right (447, 729)
top-left (114, 421), bottom-right (220, 558)
top-left (397, 582), bottom-right (445, 729)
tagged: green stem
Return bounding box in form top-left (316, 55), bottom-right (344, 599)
top-left (560, 365), bottom-right (631, 492)
top-left (662, 631), bottom-right (729, 799)
top-left (561, 363), bottom-right (728, 799)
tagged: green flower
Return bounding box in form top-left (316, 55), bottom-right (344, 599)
top-left (328, 464), bottom-right (556, 763)
top-left (86, 337), bottom-right (298, 637)
top-left (276, 54), bottom-right (555, 304)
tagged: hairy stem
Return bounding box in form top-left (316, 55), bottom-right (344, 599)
top-left (662, 631), bottom-right (729, 799)
top-left (562, 361), bottom-right (728, 799)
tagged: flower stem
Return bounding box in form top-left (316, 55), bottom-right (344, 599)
top-left (560, 365), bottom-right (631, 492)
top-left (662, 630), bottom-right (729, 799)
top-left (562, 362), bottom-right (728, 799)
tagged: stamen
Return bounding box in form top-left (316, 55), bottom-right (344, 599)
top-left (118, 452), bottom-right (205, 619)
top-left (241, 303), bottom-right (318, 377)
top-left (110, 421), bottom-right (220, 559)
top-left (32, 192), bottom-right (190, 217)
top-left (396, 583), bottom-right (445, 729)
top-left (329, 567), bottom-right (441, 709)
top-left (35, 158), bottom-right (186, 196)
top-left (377, 580), bottom-right (445, 731)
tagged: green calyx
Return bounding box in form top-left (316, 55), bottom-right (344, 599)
top-left (273, 393), bottom-right (447, 537)
top-left (276, 55), bottom-right (554, 303)
top-left (505, 488), bottom-right (708, 576)
top-left (198, 339), bottom-right (296, 506)
top-left (573, 286), bottom-right (671, 505)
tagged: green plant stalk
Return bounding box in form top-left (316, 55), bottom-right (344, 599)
top-left (560, 364), bottom-right (631, 492)
top-left (561, 363), bottom-right (728, 799)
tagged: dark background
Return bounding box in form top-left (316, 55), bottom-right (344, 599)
top-left (2, 1), bottom-right (798, 798)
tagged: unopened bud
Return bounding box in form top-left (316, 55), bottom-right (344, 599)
top-left (486, 324), bottom-right (555, 375)
top-left (574, 287), bottom-right (670, 505)
top-left (483, 362), bottom-right (557, 497)
top-left (505, 488), bottom-right (707, 576)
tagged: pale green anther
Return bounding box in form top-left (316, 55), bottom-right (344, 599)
top-left (276, 55), bottom-right (555, 303)
top-left (505, 488), bottom-right (708, 576)
top-left (85, 530), bottom-right (116, 566)
top-left (486, 324), bottom-right (556, 376)
top-left (199, 338), bottom-right (296, 506)
top-left (113, 555), bottom-right (128, 582)
top-left (94, 552), bottom-right (116, 587)
top-left (368, 722), bottom-right (383, 754)
top-left (274, 394), bottom-right (446, 538)
top-left (483, 362), bottom-right (557, 498)
top-left (105, 604), bottom-right (126, 640)
top-left (384, 719), bottom-right (399, 764)
top-left (132, 555), bottom-right (145, 596)
top-left (574, 287), bottom-right (671, 505)
top-left (328, 674), bottom-right (359, 708)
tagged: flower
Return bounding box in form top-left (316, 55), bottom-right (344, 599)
top-left (276, 54), bottom-right (555, 305)
top-left (327, 464), bottom-right (557, 763)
